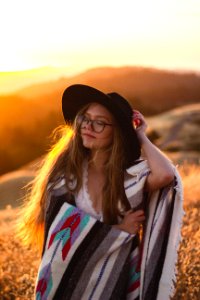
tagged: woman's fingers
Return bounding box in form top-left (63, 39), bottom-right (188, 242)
top-left (124, 210), bottom-right (145, 222)
top-left (131, 209), bottom-right (144, 215)
top-left (123, 209), bottom-right (133, 216)
top-left (124, 209), bottom-right (144, 217)
top-left (133, 109), bottom-right (141, 115)
top-left (119, 209), bottom-right (146, 234)
top-left (132, 110), bottom-right (147, 130)
top-left (130, 210), bottom-right (145, 219)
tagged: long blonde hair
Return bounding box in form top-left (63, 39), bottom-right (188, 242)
top-left (17, 105), bottom-right (131, 252)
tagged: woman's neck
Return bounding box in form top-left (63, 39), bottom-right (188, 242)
top-left (89, 149), bottom-right (109, 171)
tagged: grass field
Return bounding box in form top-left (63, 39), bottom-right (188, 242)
top-left (0, 163), bottom-right (199, 299)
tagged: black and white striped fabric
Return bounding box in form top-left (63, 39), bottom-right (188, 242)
top-left (35, 160), bottom-right (183, 300)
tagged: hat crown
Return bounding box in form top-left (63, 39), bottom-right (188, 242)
top-left (107, 92), bottom-right (133, 120)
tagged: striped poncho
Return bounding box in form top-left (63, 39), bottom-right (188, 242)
top-left (35, 160), bottom-right (183, 300)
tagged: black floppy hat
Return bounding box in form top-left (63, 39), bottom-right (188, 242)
top-left (62, 84), bottom-right (141, 167)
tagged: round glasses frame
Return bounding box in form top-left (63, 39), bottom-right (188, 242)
top-left (77, 115), bottom-right (113, 133)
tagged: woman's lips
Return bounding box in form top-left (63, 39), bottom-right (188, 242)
top-left (82, 133), bottom-right (96, 138)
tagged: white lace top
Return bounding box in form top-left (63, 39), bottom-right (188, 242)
top-left (48, 159), bottom-right (146, 222)
top-left (75, 160), bottom-right (103, 221)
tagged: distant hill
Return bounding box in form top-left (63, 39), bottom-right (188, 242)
top-left (16, 66), bottom-right (200, 115)
top-left (0, 66), bottom-right (200, 131)
top-left (0, 66), bottom-right (73, 94)
top-left (147, 103), bottom-right (200, 152)
top-left (0, 66), bottom-right (200, 175)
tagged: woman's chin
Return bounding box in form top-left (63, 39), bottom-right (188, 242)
top-left (82, 140), bottom-right (95, 149)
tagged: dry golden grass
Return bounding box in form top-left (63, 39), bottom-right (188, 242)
top-left (0, 208), bottom-right (39, 300)
top-left (172, 163), bottom-right (200, 300)
top-left (0, 163), bottom-right (199, 299)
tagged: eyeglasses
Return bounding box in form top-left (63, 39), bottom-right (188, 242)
top-left (77, 115), bottom-right (113, 133)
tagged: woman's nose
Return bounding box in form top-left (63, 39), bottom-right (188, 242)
top-left (85, 120), bottom-right (93, 130)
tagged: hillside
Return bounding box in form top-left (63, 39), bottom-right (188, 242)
top-left (0, 66), bottom-right (200, 174)
top-left (147, 103), bottom-right (200, 152)
top-left (0, 66), bottom-right (72, 94)
top-left (0, 103), bottom-right (199, 209)
top-left (1, 66), bottom-right (200, 126)
top-left (17, 66), bottom-right (200, 115)
top-left (16, 66), bottom-right (200, 107)
top-left (0, 102), bottom-right (199, 176)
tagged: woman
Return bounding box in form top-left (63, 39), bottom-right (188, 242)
top-left (18, 84), bottom-right (183, 300)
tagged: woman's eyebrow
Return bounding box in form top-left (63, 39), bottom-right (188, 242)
top-left (85, 112), bottom-right (111, 122)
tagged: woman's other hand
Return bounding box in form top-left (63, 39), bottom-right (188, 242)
top-left (115, 209), bottom-right (145, 234)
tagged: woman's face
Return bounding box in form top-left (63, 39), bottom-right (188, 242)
top-left (79, 103), bottom-right (114, 151)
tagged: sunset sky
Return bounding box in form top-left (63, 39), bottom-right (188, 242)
top-left (0, 0), bottom-right (200, 92)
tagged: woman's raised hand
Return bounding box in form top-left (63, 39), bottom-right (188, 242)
top-left (132, 110), bottom-right (148, 132)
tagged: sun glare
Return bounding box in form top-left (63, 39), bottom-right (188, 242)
top-left (0, 0), bottom-right (199, 73)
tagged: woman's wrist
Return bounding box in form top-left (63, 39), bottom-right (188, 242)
top-left (113, 223), bottom-right (128, 233)
top-left (137, 131), bottom-right (149, 146)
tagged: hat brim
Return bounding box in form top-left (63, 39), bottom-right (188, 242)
top-left (62, 84), bottom-right (115, 123)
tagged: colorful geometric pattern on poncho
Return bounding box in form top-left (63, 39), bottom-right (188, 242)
top-left (36, 206), bottom-right (91, 299)
top-left (36, 203), bottom-right (140, 300)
